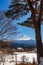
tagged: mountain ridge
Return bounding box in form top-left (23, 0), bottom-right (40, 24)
top-left (15, 35), bottom-right (34, 40)
top-left (10, 39), bottom-right (36, 48)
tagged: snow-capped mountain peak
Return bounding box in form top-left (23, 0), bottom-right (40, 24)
top-left (15, 35), bottom-right (32, 40)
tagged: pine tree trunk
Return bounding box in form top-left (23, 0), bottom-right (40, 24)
top-left (35, 23), bottom-right (43, 64)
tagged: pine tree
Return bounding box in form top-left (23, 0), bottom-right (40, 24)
top-left (5, 0), bottom-right (43, 64)
top-left (5, 0), bottom-right (29, 19)
top-left (18, 0), bottom-right (43, 64)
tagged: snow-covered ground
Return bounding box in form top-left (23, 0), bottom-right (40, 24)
top-left (14, 52), bottom-right (37, 63)
top-left (0, 52), bottom-right (37, 65)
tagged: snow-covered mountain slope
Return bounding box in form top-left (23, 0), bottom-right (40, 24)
top-left (10, 35), bottom-right (36, 48)
top-left (15, 35), bottom-right (32, 40)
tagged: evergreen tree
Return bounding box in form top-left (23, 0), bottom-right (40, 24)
top-left (5, 0), bottom-right (43, 64)
top-left (5, 0), bottom-right (29, 19)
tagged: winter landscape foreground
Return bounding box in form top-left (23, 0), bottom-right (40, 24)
top-left (0, 51), bottom-right (37, 65)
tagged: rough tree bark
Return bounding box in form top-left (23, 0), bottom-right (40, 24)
top-left (35, 23), bottom-right (43, 64)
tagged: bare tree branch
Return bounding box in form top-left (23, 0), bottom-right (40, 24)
top-left (0, 12), bottom-right (17, 41)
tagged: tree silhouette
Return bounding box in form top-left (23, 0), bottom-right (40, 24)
top-left (5, 0), bottom-right (43, 64)
top-left (0, 12), bottom-right (17, 41)
top-left (5, 0), bottom-right (29, 19)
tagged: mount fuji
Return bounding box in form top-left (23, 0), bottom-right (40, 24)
top-left (11, 35), bottom-right (36, 48)
top-left (15, 35), bottom-right (32, 40)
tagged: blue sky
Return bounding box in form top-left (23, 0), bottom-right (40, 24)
top-left (0, 0), bottom-right (43, 42)
top-left (0, 0), bottom-right (11, 11)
